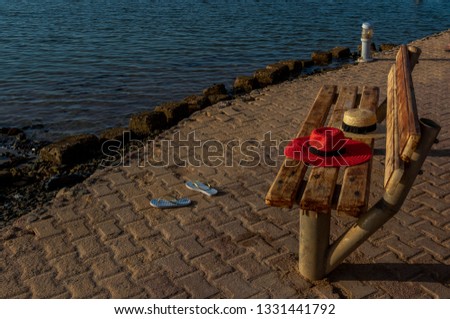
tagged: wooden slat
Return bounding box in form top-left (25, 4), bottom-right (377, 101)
top-left (265, 85), bottom-right (337, 208)
top-left (359, 86), bottom-right (379, 112)
top-left (337, 87), bottom-right (378, 217)
top-left (329, 86), bottom-right (358, 128)
top-left (300, 87), bottom-right (356, 213)
top-left (337, 138), bottom-right (374, 217)
top-left (375, 46), bottom-right (421, 123)
top-left (396, 45), bottom-right (421, 161)
top-left (300, 168), bottom-right (339, 212)
top-left (384, 65), bottom-right (404, 193)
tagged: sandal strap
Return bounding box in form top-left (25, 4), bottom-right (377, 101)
top-left (193, 180), bottom-right (211, 189)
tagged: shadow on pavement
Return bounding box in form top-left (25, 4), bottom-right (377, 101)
top-left (329, 263), bottom-right (450, 283)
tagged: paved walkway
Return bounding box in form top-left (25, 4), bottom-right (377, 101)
top-left (1, 31), bottom-right (449, 299)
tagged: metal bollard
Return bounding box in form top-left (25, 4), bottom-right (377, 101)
top-left (358, 22), bottom-right (374, 63)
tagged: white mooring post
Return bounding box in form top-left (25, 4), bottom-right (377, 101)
top-left (358, 22), bottom-right (374, 62)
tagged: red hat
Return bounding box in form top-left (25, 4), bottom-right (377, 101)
top-left (284, 127), bottom-right (372, 167)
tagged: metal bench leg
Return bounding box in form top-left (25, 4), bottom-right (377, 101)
top-left (325, 118), bottom-right (440, 275)
top-left (299, 210), bottom-right (331, 280)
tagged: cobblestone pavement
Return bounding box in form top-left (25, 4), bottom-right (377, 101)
top-left (1, 31), bottom-right (449, 299)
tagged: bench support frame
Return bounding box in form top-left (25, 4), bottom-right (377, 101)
top-left (299, 118), bottom-right (440, 280)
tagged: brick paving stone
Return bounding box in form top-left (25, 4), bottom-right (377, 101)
top-left (206, 235), bottom-right (247, 260)
top-left (167, 206), bottom-right (202, 226)
top-left (121, 252), bottom-right (161, 280)
top-left (175, 271), bottom-right (220, 298)
top-left (106, 172), bottom-right (130, 186)
top-left (141, 236), bottom-right (175, 262)
top-left (186, 219), bottom-right (219, 242)
top-left (64, 272), bottom-right (104, 298)
top-left (155, 253), bottom-right (195, 279)
top-left (4, 234), bottom-right (37, 256)
top-left (51, 252), bottom-right (89, 280)
top-left (160, 173), bottom-right (184, 188)
top-left (191, 252), bottom-right (234, 280)
top-left (203, 207), bottom-right (235, 228)
top-left (271, 236), bottom-right (299, 255)
top-left (173, 235), bottom-right (211, 260)
top-left (107, 235), bottom-right (144, 260)
top-left (141, 271), bottom-right (182, 298)
top-left (73, 236), bottom-right (106, 260)
top-left (216, 194), bottom-right (247, 212)
top-left (235, 207), bottom-right (264, 227)
top-left (130, 194), bottom-right (152, 212)
top-left (261, 206), bottom-right (298, 226)
top-left (0, 272), bottom-right (29, 298)
top-left (157, 220), bottom-right (190, 241)
top-left (86, 207), bottom-right (116, 225)
top-left (384, 218), bottom-right (422, 243)
top-left (65, 220), bottom-right (91, 241)
top-left (377, 281), bottom-right (424, 298)
top-left (16, 251), bottom-right (52, 280)
top-left (392, 209), bottom-right (422, 226)
top-left (42, 235), bottom-right (76, 260)
top-left (101, 194), bottom-right (129, 211)
top-left (251, 272), bottom-right (298, 298)
top-left (115, 207), bottom-right (143, 225)
top-left (334, 280), bottom-right (378, 299)
top-left (29, 218), bottom-right (62, 239)
top-left (419, 281), bottom-right (450, 298)
top-left (214, 272), bottom-right (259, 298)
top-left (413, 193), bottom-right (449, 212)
top-left (354, 241), bottom-right (389, 260)
top-left (240, 236), bottom-right (278, 260)
top-left (89, 253), bottom-right (122, 280)
top-left (99, 272), bottom-right (144, 298)
top-left (91, 183), bottom-right (114, 197)
top-left (311, 284), bottom-right (340, 299)
top-left (124, 220), bottom-right (158, 241)
top-left (384, 236), bottom-right (423, 260)
top-left (229, 253), bottom-right (271, 280)
top-left (190, 195), bottom-right (218, 213)
top-left (117, 182), bottom-right (147, 199)
top-left (410, 206), bottom-right (449, 227)
top-left (54, 207), bottom-right (80, 223)
top-left (144, 209), bottom-right (177, 228)
top-left (171, 291), bottom-right (191, 299)
top-left (96, 220), bottom-right (123, 240)
top-left (374, 251), bottom-right (404, 264)
top-left (218, 220), bottom-right (253, 242)
top-left (414, 220), bottom-right (450, 243)
top-left (25, 272), bottom-right (67, 298)
top-left (414, 237), bottom-right (449, 260)
top-left (264, 252), bottom-right (297, 273)
top-left (249, 220), bottom-right (290, 241)
top-left (416, 181), bottom-right (450, 199)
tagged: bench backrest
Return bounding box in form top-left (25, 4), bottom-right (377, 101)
top-left (384, 45), bottom-right (422, 194)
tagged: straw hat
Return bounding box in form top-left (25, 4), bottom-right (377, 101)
top-left (284, 127), bottom-right (372, 167)
top-left (340, 108), bottom-right (385, 138)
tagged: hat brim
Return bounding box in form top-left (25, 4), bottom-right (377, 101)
top-left (284, 137), bottom-right (372, 167)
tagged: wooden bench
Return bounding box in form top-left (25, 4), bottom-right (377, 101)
top-left (265, 45), bottom-right (441, 280)
top-left (265, 84), bottom-right (378, 217)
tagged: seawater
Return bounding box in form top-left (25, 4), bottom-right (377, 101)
top-left (1, 0), bottom-right (449, 140)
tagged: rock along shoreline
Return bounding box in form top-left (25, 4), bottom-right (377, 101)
top-left (0, 41), bottom-right (399, 226)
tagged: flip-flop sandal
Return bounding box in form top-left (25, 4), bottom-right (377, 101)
top-left (149, 196), bottom-right (191, 209)
top-left (185, 180), bottom-right (218, 196)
